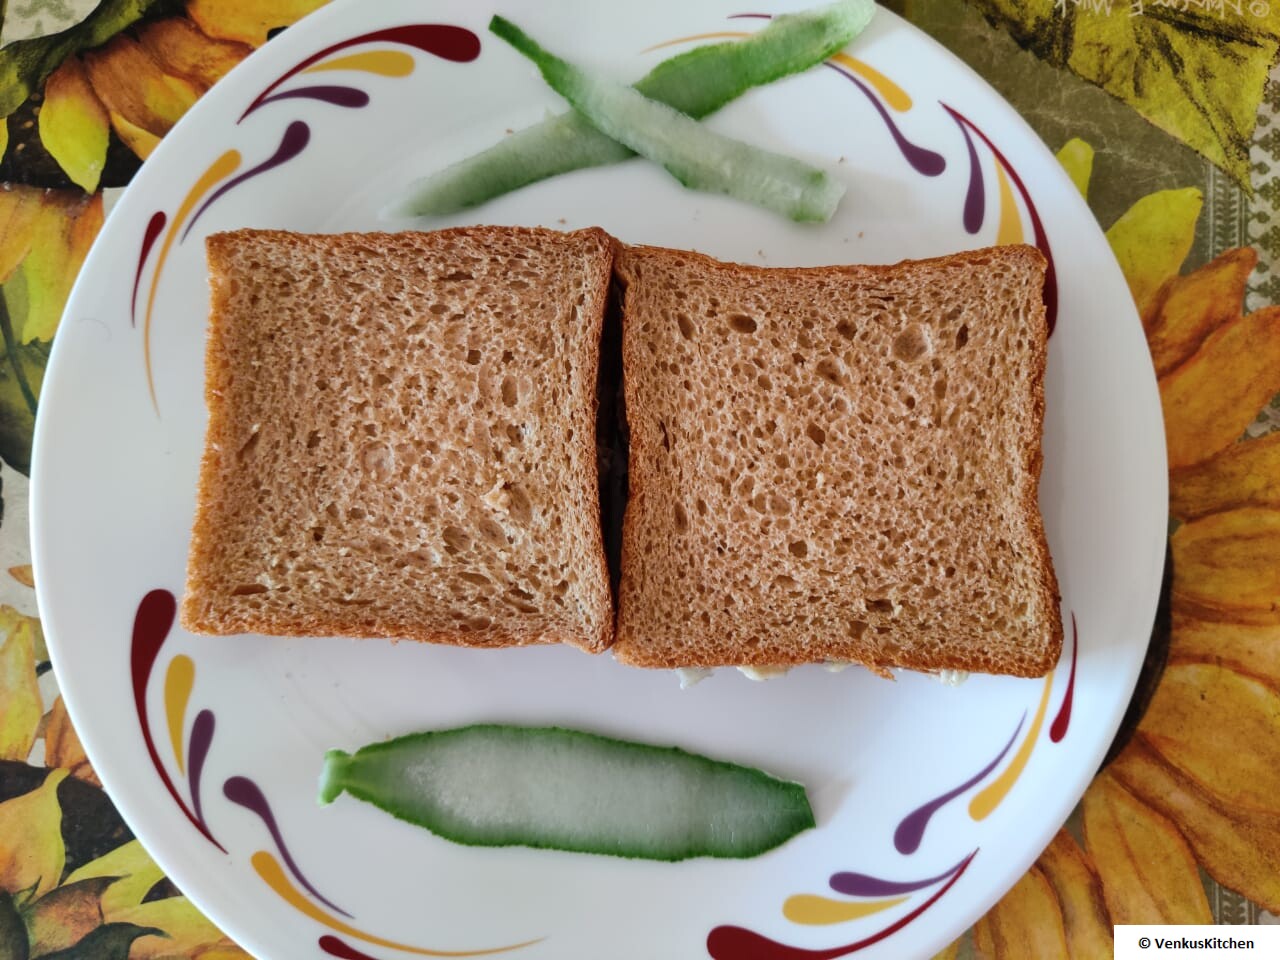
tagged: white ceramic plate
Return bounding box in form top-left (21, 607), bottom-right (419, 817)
top-left (31, 2), bottom-right (1167, 958)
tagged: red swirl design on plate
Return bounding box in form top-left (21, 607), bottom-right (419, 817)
top-left (1050, 613), bottom-right (1079, 743)
top-left (319, 937), bottom-right (384, 959)
top-left (241, 24), bottom-right (481, 120)
top-left (942, 103), bottom-right (1058, 335)
top-left (131, 211), bottom-right (166, 326)
top-left (131, 589), bottom-right (225, 851)
top-left (707, 852), bottom-right (975, 960)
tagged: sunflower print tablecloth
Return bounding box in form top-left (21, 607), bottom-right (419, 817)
top-left (2, 1), bottom-right (1280, 957)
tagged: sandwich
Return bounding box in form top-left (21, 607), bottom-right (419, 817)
top-left (611, 243), bottom-right (1062, 677)
top-left (181, 226), bottom-right (615, 653)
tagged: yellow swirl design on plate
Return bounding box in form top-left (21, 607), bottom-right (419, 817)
top-left (251, 851), bottom-right (542, 956)
top-left (970, 671), bottom-right (1056, 820)
top-left (304, 50), bottom-right (416, 77)
top-left (164, 654), bottom-right (195, 773)
top-left (783, 893), bottom-right (907, 925)
top-left (144, 149), bottom-right (240, 410)
top-left (641, 30), bottom-right (750, 52)
top-left (829, 53), bottom-right (911, 111)
top-left (995, 161), bottom-right (1024, 245)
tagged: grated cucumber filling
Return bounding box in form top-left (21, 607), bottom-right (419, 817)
top-left (670, 663), bottom-right (971, 684)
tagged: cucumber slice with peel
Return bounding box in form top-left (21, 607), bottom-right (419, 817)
top-left (489, 16), bottom-right (845, 222)
top-left (637, 0), bottom-right (874, 118)
top-left (397, 0), bottom-right (872, 216)
top-left (319, 724), bottom-right (815, 861)
top-left (394, 113), bottom-right (633, 217)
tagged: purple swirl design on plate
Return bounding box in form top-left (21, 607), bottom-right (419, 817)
top-left (252, 85), bottom-right (371, 112)
top-left (829, 853), bottom-right (972, 897)
top-left (729, 12), bottom-right (944, 177)
top-left (183, 121), bottom-right (312, 241)
top-left (893, 715), bottom-right (1025, 854)
top-left (948, 109), bottom-right (985, 235)
top-left (241, 24), bottom-right (481, 121)
top-left (942, 103), bottom-right (1059, 335)
top-left (1050, 613), bottom-right (1079, 743)
top-left (707, 852), bottom-right (975, 960)
top-left (826, 64), bottom-right (945, 177)
top-left (132, 211), bottom-right (167, 325)
top-left (188, 708), bottom-right (216, 827)
top-left (224, 775), bottom-right (352, 917)
top-left (131, 590), bottom-right (225, 852)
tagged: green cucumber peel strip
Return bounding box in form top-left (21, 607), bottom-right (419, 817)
top-left (397, 0), bottom-right (872, 216)
top-left (488, 16), bottom-right (846, 222)
top-left (319, 724), bottom-right (815, 861)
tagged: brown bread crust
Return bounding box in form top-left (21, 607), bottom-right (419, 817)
top-left (613, 243), bottom-right (1061, 677)
top-left (182, 226), bottom-right (614, 653)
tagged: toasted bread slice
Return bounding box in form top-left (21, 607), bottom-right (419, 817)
top-left (613, 243), bottom-right (1061, 676)
top-left (182, 226), bottom-right (614, 652)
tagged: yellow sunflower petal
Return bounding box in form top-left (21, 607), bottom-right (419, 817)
top-left (44, 695), bottom-right (99, 786)
top-left (107, 110), bottom-right (162, 160)
top-left (30, 617), bottom-right (47, 664)
top-left (24, 875), bottom-right (113, 955)
top-left (0, 184), bottom-right (45, 284)
top-left (1055, 138), bottom-right (1093, 200)
top-left (1036, 829), bottom-right (1114, 959)
top-left (1066, 12), bottom-right (1272, 189)
top-left (0, 768), bottom-right (69, 900)
top-left (7, 565), bottom-right (34, 588)
top-left (137, 18), bottom-right (251, 92)
top-left (1112, 737), bottom-right (1280, 914)
top-left (1105, 187), bottom-right (1202, 326)
top-left (113, 897), bottom-right (226, 958)
top-left (83, 35), bottom-right (201, 148)
top-left (13, 190), bottom-right (103, 344)
top-left (193, 944), bottom-right (255, 960)
top-left (1169, 613), bottom-right (1280, 686)
top-left (1171, 433), bottom-right (1280, 522)
top-left (38, 56), bottom-right (110, 193)
top-left (65, 838), bottom-right (163, 913)
top-left (972, 865), bottom-right (1068, 960)
top-left (1140, 662), bottom-right (1280, 815)
top-left (66, 189), bottom-right (103, 257)
top-left (185, 0), bottom-right (330, 47)
top-left (1159, 307), bottom-right (1280, 469)
top-left (1082, 770), bottom-right (1211, 925)
top-left (0, 607), bottom-right (41, 761)
top-left (1147, 247), bottom-right (1256, 378)
top-left (1171, 507), bottom-right (1280, 623)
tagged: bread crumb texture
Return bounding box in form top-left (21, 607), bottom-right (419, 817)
top-left (182, 227), bottom-right (614, 652)
top-left (614, 244), bottom-right (1062, 676)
